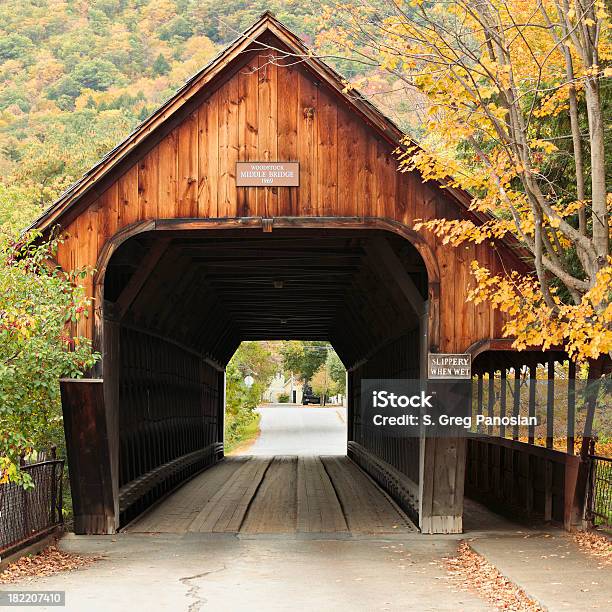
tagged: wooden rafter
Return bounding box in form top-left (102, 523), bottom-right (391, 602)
top-left (115, 238), bottom-right (171, 319)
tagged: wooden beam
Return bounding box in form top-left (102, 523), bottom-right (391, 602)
top-left (487, 371), bottom-right (495, 436)
top-left (60, 379), bottom-right (117, 534)
top-left (115, 238), bottom-right (171, 319)
top-left (476, 374), bottom-right (484, 434)
top-left (364, 236), bottom-right (425, 318)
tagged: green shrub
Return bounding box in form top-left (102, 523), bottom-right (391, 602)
top-left (0, 232), bottom-right (98, 488)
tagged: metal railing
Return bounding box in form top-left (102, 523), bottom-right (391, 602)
top-left (586, 454), bottom-right (612, 529)
top-left (0, 458), bottom-right (64, 557)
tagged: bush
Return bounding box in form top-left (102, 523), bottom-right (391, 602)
top-left (277, 393), bottom-right (290, 403)
top-left (224, 342), bottom-right (277, 450)
top-left (0, 232), bottom-right (98, 487)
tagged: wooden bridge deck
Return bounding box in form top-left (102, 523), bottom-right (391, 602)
top-left (125, 456), bottom-right (416, 535)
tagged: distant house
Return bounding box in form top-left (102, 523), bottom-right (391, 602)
top-left (264, 372), bottom-right (303, 404)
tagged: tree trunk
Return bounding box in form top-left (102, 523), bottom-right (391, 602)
top-left (583, 78), bottom-right (609, 270)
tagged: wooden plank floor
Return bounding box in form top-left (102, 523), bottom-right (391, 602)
top-left (320, 456), bottom-right (413, 533)
top-left (241, 456), bottom-right (297, 534)
top-left (126, 456), bottom-right (416, 534)
top-left (297, 456), bottom-right (348, 533)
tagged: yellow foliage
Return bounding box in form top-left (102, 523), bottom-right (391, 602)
top-left (468, 260), bottom-right (612, 362)
top-left (331, 0), bottom-right (612, 363)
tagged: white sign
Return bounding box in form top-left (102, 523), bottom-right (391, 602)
top-left (236, 162), bottom-right (299, 187)
top-left (427, 354), bottom-right (471, 379)
top-left (244, 375), bottom-right (255, 388)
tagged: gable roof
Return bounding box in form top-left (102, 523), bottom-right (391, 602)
top-left (27, 11), bottom-right (504, 244)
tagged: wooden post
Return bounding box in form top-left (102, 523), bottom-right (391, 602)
top-left (546, 358), bottom-right (555, 448)
top-left (476, 374), bottom-right (484, 434)
top-left (419, 435), bottom-right (466, 534)
top-left (499, 369), bottom-right (507, 438)
top-left (528, 364), bottom-right (536, 444)
top-left (512, 368), bottom-right (521, 440)
top-left (567, 360), bottom-right (576, 455)
top-left (60, 379), bottom-right (117, 534)
top-left (487, 371), bottom-right (495, 435)
top-left (544, 459), bottom-right (553, 521)
top-left (419, 380), bottom-right (467, 534)
top-left (546, 358), bottom-right (555, 449)
top-left (102, 304), bottom-right (120, 524)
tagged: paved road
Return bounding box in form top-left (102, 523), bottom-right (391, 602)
top-left (26, 534), bottom-right (491, 612)
top-left (7, 402), bottom-right (611, 611)
top-left (243, 403), bottom-right (347, 456)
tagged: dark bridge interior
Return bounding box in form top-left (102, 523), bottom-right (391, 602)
top-left (105, 229), bottom-right (428, 365)
top-left (103, 229), bottom-right (428, 525)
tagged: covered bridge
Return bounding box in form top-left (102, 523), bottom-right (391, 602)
top-left (31, 13), bottom-right (583, 535)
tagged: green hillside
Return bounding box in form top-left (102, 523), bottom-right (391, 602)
top-left (0, 0), bottom-right (337, 230)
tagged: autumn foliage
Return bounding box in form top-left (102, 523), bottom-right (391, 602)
top-left (325, 0), bottom-right (611, 363)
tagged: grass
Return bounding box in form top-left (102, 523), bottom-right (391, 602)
top-left (224, 412), bottom-right (261, 455)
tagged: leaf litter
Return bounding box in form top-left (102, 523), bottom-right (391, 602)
top-left (0, 546), bottom-right (101, 584)
top-left (445, 541), bottom-right (544, 611)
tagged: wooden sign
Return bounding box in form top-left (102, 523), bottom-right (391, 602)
top-left (427, 353), bottom-right (471, 379)
top-left (236, 162), bottom-right (299, 187)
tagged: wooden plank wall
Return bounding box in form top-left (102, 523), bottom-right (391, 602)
top-left (55, 51), bottom-right (515, 356)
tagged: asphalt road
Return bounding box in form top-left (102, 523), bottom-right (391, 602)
top-left (5, 402), bottom-right (605, 611)
top-left (242, 403), bottom-right (348, 456)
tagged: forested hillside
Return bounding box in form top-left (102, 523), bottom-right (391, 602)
top-left (0, 0), bottom-right (342, 230)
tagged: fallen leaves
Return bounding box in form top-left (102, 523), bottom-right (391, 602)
top-left (445, 541), bottom-right (544, 611)
top-left (572, 531), bottom-right (612, 564)
top-left (0, 546), bottom-right (100, 584)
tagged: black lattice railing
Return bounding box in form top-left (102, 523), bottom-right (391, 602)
top-left (0, 459), bottom-right (64, 556)
top-left (587, 455), bottom-right (612, 529)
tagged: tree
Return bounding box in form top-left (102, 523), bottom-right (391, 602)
top-left (6, 109), bottom-right (134, 214)
top-left (311, 365), bottom-right (335, 404)
top-left (310, 349), bottom-right (346, 404)
top-left (0, 232), bottom-right (98, 488)
top-left (152, 53), bottom-right (171, 76)
top-left (323, 0), bottom-right (610, 366)
top-left (280, 341), bottom-right (328, 383)
top-left (46, 76), bottom-right (82, 106)
top-left (0, 33), bottom-right (34, 62)
top-left (224, 341), bottom-right (279, 447)
top-left (71, 59), bottom-right (125, 91)
top-left (159, 15), bottom-right (194, 41)
top-left (327, 350), bottom-right (346, 395)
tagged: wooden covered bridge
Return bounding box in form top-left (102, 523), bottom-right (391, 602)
top-left (32, 14), bottom-right (586, 535)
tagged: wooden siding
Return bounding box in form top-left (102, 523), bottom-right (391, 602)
top-left (55, 50), bottom-right (517, 353)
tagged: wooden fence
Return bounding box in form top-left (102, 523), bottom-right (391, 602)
top-left (465, 436), bottom-right (583, 529)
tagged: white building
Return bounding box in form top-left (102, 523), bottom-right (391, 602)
top-left (264, 372), bottom-right (303, 403)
